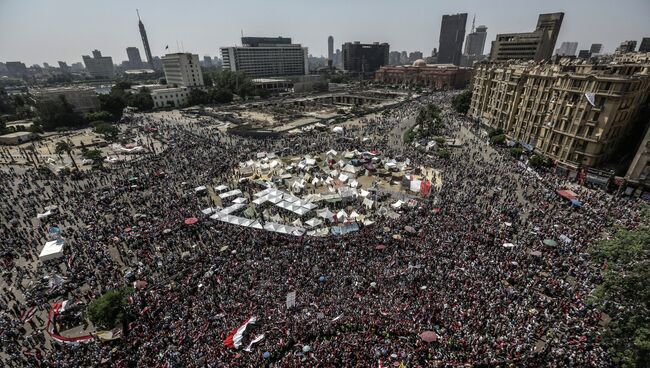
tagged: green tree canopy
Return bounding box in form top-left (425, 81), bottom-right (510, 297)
top-left (86, 286), bottom-right (134, 329)
top-left (84, 111), bottom-right (113, 123)
top-left (188, 89), bottom-right (211, 106)
top-left (92, 122), bottom-right (119, 141)
top-left (452, 90), bottom-right (472, 114)
top-left (36, 95), bottom-right (84, 131)
top-left (589, 207), bottom-right (650, 368)
top-left (127, 90), bottom-right (154, 111)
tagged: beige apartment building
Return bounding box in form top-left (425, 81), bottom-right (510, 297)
top-left (469, 58), bottom-right (650, 183)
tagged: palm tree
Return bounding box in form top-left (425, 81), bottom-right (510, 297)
top-left (55, 141), bottom-right (78, 171)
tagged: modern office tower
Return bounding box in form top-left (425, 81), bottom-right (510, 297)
top-left (590, 43), bottom-right (603, 54)
top-left (161, 53), bottom-right (204, 87)
top-left (577, 50), bottom-right (591, 59)
top-left (82, 50), bottom-right (114, 78)
top-left (639, 38), bottom-right (650, 52)
top-left (137, 10), bottom-right (154, 69)
top-left (400, 51), bottom-right (408, 64)
top-left (468, 60), bottom-right (650, 172)
top-left (490, 12), bottom-right (564, 62)
top-left (556, 42), bottom-right (578, 56)
top-left (438, 13), bottom-right (467, 65)
top-left (389, 51), bottom-right (401, 65)
top-left (464, 24), bottom-right (488, 56)
top-left (616, 40), bottom-right (637, 54)
top-left (328, 35), bottom-right (334, 62)
top-left (126, 47), bottom-right (143, 69)
top-left (221, 36), bottom-right (308, 78)
top-left (408, 51), bottom-right (423, 63)
top-left (341, 42), bottom-right (389, 73)
top-left (5, 62), bottom-right (27, 77)
top-left (334, 49), bottom-right (341, 67)
top-left (203, 56), bottom-right (213, 67)
top-left (58, 61), bottom-right (70, 72)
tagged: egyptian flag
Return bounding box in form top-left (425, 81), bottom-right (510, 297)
top-left (20, 306), bottom-right (37, 323)
top-left (224, 316), bottom-right (257, 349)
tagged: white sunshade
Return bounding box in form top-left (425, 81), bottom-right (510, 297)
top-left (194, 186), bottom-right (207, 192)
top-left (317, 208), bottom-right (334, 219)
top-left (39, 239), bottom-right (65, 261)
top-left (210, 212), bottom-right (223, 220)
top-left (219, 189), bottom-right (243, 199)
top-left (326, 149), bottom-right (338, 156)
top-left (249, 220), bottom-right (264, 229)
top-left (305, 218), bottom-right (323, 227)
top-left (252, 197), bottom-right (268, 205)
top-left (360, 189), bottom-right (370, 197)
top-left (338, 174), bottom-right (349, 182)
top-left (214, 185), bottom-right (228, 192)
top-left (391, 200), bottom-right (405, 209)
top-left (337, 210), bottom-right (348, 220)
top-left (233, 197), bottom-right (248, 204)
top-left (201, 207), bottom-right (215, 215)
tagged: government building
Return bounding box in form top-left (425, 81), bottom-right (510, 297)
top-left (374, 59), bottom-right (472, 90)
top-left (469, 57), bottom-right (650, 187)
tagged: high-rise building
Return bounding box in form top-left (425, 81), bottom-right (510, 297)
top-left (589, 43), bottom-right (603, 55)
top-left (161, 53), bottom-right (204, 87)
top-left (438, 13), bottom-right (467, 65)
top-left (5, 62), bottom-right (27, 77)
top-left (408, 51), bottom-right (424, 63)
top-left (639, 38), bottom-right (650, 53)
top-left (577, 50), bottom-right (591, 59)
top-left (490, 12), bottom-right (564, 62)
top-left (469, 60), bottom-right (650, 172)
top-left (82, 50), bottom-right (114, 78)
top-left (137, 10), bottom-right (154, 69)
top-left (70, 62), bottom-right (84, 72)
top-left (341, 42), bottom-right (389, 73)
top-left (400, 51), bottom-right (408, 65)
top-left (556, 42), bottom-right (578, 56)
top-left (221, 36), bottom-right (308, 78)
top-left (203, 56), bottom-right (213, 68)
top-left (616, 40), bottom-right (637, 54)
top-left (389, 51), bottom-right (402, 65)
top-left (126, 47), bottom-right (143, 69)
top-left (464, 24), bottom-right (488, 56)
top-left (328, 36), bottom-right (334, 62)
top-left (58, 61), bottom-right (70, 72)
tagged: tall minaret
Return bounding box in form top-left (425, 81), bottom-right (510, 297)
top-left (137, 9), bottom-right (154, 69)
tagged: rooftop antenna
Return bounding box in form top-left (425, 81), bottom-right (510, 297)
top-left (137, 8), bottom-right (141, 21)
top-left (181, 41), bottom-right (185, 52)
top-left (471, 14), bottom-right (476, 33)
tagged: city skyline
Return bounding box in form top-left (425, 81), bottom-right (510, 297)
top-left (1, 0), bottom-right (649, 66)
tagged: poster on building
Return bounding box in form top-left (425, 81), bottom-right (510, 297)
top-left (286, 291), bottom-right (296, 309)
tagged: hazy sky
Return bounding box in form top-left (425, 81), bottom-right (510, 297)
top-left (1, 0), bottom-right (649, 66)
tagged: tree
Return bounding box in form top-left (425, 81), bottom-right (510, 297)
top-left (528, 154), bottom-right (549, 168)
top-left (188, 89), bottom-right (211, 106)
top-left (209, 88), bottom-right (233, 104)
top-left (436, 149), bottom-right (450, 159)
top-left (510, 147), bottom-right (523, 158)
top-left (82, 149), bottom-right (103, 162)
top-left (588, 207), bottom-right (650, 368)
top-left (84, 111), bottom-right (113, 123)
top-left (35, 96), bottom-right (84, 131)
top-left (489, 134), bottom-right (506, 145)
top-left (99, 93), bottom-right (127, 119)
top-left (86, 287), bottom-right (134, 329)
top-left (126, 90), bottom-right (154, 111)
top-left (93, 122), bottom-right (119, 141)
top-left (55, 141), bottom-right (78, 171)
top-left (452, 90), bottom-right (472, 114)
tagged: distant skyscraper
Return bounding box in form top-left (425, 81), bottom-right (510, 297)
top-left (577, 50), bottom-right (591, 59)
top-left (639, 38), bottom-right (650, 52)
top-left (203, 55), bottom-right (213, 67)
top-left (328, 36), bottom-right (334, 62)
top-left (137, 10), bottom-right (154, 69)
top-left (341, 42), bottom-right (389, 73)
top-left (126, 47), bottom-right (143, 69)
top-left (408, 51), bottom-right (423, 63)
top-left (438, 13), bottom-right (467, 65)
top-left (589, 43), bottom-right (603, 54)
top-left (556, 42), bottom-right (578, 56)
top-left (490, 12), bottom-right (564, 62)
top-left (616, 40), bottom-right (637, 54)
top-left (464, 19), bottom-right (488, 56)
top-left (58, 61), bottom-right (70, 72)
top-left (82, 50), bottom-right (114, 78)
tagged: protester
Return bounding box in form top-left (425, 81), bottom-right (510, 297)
top-left (0, 91), bottom-right (643, 367)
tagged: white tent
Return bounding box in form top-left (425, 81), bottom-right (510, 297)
top-left (201, 207), bottom-right (215, 215)
top-left (317, 208), bottom-right (334, 220)
top-left (233, 197), bottom-right (248, 204)
top-left (332, 126), bottom-right (344, 134)
top-left (249, 220), bottom-right (264, 229)
top-left (194, 186), bottom-right (207, 193)
top-left (360, 189), bottom-right (370, 197)
top-left (326, 149), bottom-right (338, 156)
top-left (349, 211), bottom-right (360, 219)
top-left (336, 210), bottom-right (348, 220)
top-left (305, 218), bottom-right (323, 228)
top-left (338, 174), bottom-right (349, 182)
top-left (363, 198), bottom-right (375, 209)
top-left (391, 200), bottom-right (405, 209)
top-left (39, 239), bottom-right (65, 261)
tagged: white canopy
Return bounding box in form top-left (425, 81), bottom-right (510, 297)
top-left (336, 210), bottom-right (348, 220)
top-left (305, 218), bottom-right (323, 228)
top-left (391, 200), bottom-right (405, 209)
top-left (201, 207), bottom-right (215, 215)
top-left (332, 126), bottom-right (344, 134)
top-left (326, 149), bottom-right (338, 156)
top-left (214, 185), bottom-right (228, 192)
top-left (39, 239), bottom-right (65, 261)
top-left (232, 197), bottom-right (248, 204)
top-left (219, 189), bottom-right (243, 199)
top-left (194, 186), bottom-right (207, 193)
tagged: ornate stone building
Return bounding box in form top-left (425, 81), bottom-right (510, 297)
top-left (374, 60), bottom-right (473, 90)
top-left (469, 58), bottom-right (650, 178)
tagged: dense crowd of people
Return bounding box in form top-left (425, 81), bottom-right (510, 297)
top-left (0, 91), bottom-right (644, 367)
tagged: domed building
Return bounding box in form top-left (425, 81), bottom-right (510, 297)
top-left (374, 61), bottom-right (472, 90)
top-left (413, 59), bottom-right (427, 67)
